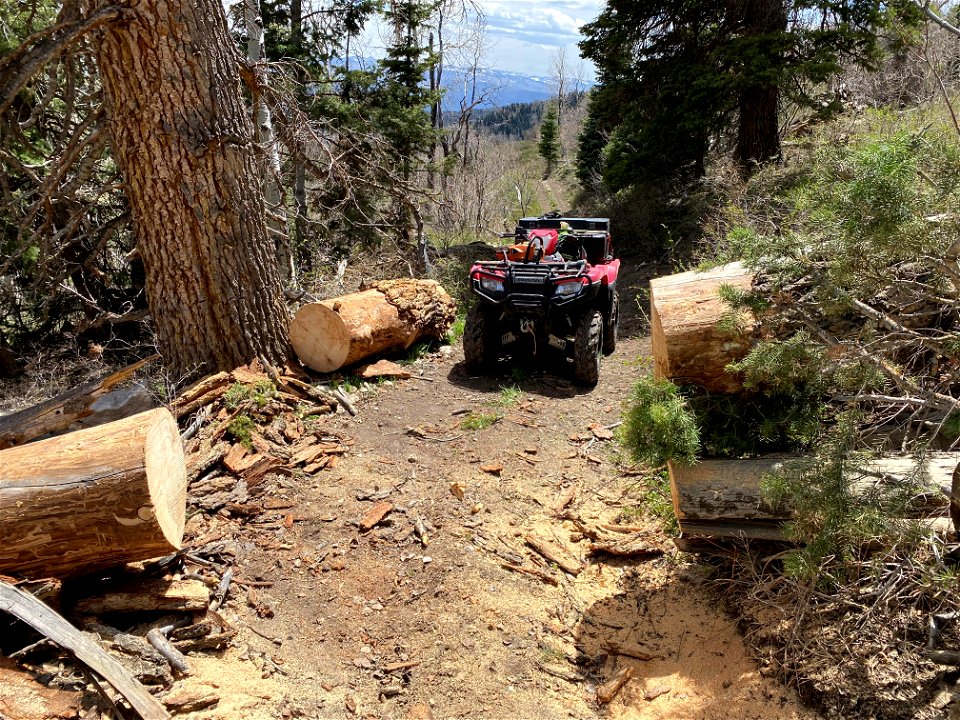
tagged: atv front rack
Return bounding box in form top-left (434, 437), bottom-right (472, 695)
top-left (471, 259), bottom-right (593, 312)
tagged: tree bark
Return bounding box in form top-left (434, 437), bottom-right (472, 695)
top-left (734, 0), bottom-right (787, 171)
top-left (0, 408), bottom-right (187, 579)
top-left (290, 279), bottom-right (455, 372)
top-left (650, 262), bottom-right (756, 394)
top-left (86, 0), bottom-right (289, 376)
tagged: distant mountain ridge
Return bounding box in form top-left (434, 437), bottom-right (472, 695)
top-left (441, 66), bottom-right (593, 109)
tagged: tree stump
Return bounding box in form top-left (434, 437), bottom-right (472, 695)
top-left (0, 408), bottom-right (187, 578)
top-left (290, 279), bottom-right (456, 373)
top-left (650, 262), bottom-right (755, 394)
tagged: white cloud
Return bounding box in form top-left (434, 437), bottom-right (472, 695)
top-left (477, 0), bottom-right (603, 75)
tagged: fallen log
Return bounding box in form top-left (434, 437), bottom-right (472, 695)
top-left (289, 279), bottom-right (456, 373)
top-left (0, 355), bottom-right (158, 449)
top-left (0, 408), bottom-right (187, 578)
top-left (0, 580), bottom-right (170, 720)
top-left (669, 452), bottom-right (959, 540)
top-left (649, 262), bottom-right (755, 394)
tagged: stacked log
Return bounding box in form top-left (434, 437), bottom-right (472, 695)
top-left (649, 262), bottom-right (754, 394)
top-left (290, 279), bottom-right (456, 373)
top-left (0, 408), bottom-right (186, 578)
top-left (669, 454), bottom-right (958, 540)
top-left (650, 264), bottom-right (959, 539)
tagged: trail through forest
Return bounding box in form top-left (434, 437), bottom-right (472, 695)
top-left (175, 332), bottom-right (816, 720)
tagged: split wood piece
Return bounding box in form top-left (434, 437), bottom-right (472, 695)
top-left (649, 262), bottom-right (755, 394)
top-left (222, 443), bottom-right (251, 474)
top-left (289, 279), bottom-right (456, 373)
top-left (499, 562), bottom-right (559, 586)
top-left (160, 687), bottom-right (219, 714)
top-left (170, 372), bottom-right (231, 418)
top-left (290, 442), bottom-right (347, 466)
top-left (146, 628), bottom-right (191, 676)
top-left (0, 580), bottom-right (171, 720)
top-left (524, 533), bottom-right (583, 576)
top-left (0, 355), bottom-right (158, 449)
top-left (596, 666), bottom-right (633, 705)
top-left (74, 579), bottom-right (209, 615)
top-left (0, 408), bottom-right (187, 579)
top-left (359, 501), bottom-right (394, 531)
top-left (669, 452), bottom-right (960, 540)
top-left (334, 387), bottom-right (358, 416)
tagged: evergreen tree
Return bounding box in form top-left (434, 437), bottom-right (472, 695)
top-left (376, 0), bottom-right (440, 181)
top-left (575, 94), bottom-right (606, 189)
top-left (538, 106), bottom-right (561, 177)
top-left (579, 0), bottom-right (922, 186)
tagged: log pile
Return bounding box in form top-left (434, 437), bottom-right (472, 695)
top-left (650, 264), bottom-right (959, 540)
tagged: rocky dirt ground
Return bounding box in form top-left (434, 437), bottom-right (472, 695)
top-left (168, 332), bottom-right (817, 720)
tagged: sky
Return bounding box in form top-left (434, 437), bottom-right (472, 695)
top-left (359, 0), bottom-right (606, 79)
top-left (476, 0), bottom-right (605, 77)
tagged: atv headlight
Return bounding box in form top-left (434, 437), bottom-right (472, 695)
top-left (554, 280), bottom-right (583, 297)
top-left (480, 276), bottom-right (505, 294)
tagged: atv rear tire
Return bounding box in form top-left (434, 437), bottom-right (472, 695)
top-left (574, 310), bottom-right (603, 386)
top-left (463, 304), bottom-right (497, 370)
top-left (602, 290), bottom-right (619, 356)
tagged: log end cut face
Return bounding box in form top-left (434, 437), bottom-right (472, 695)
top-left (145, 408), bottom-right (188, 550)
top-left (290, 303), bottom-right (352, 373)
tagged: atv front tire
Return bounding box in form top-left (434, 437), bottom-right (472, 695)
top-left (574, 310), bottom-right (603, 386)
top-left (463, 304), bottom-right (498, 370)
top-left (602, 290), bottom-right (619, 356)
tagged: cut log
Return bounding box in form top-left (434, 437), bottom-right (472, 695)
top-left (0, 355), bottom-right (158, 449)
top-left (650, 262), bottom-right (755, 394)
top-left (290, 279), bottom-right (456, 373)
top-left (669, 452), bottom-right (959, 540)
top-left (0, 408), bottom-right (187, 578)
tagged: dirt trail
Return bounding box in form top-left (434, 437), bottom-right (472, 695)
top-left (179, 336), bottom-right (815, 720)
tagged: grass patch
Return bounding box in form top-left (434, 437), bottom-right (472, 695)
top-left (496, 385), bottom-right (522, 407)
top-left (224, 380), bottom-right (277, 410)
top-left (461, 411), bottom-right (502, 431)
top-left (226, 414), bottom-right (256, 450)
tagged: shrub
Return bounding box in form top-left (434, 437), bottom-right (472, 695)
top-left (618, 377), bottom-right (699, 467)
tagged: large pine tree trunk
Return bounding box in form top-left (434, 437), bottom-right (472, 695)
top-left (87, 0), bottom-right (289, 376)
top-left (734, 0), bottom-right (787, 171)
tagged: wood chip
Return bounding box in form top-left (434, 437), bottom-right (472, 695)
top-left (589, 424), bottom-right (614, 440)
top-left (161, 687), bottom-right (220, 714)
top-left (644, 684), bottom-right (671, 701)
top-left (596, 666), bottom-right (633, 704)
top-left (358, 360), bottom-right (412, 380)
top-left (480, 463), bottom-right (503, 475)
top-left (359, 501), bottom-right (394, 531)
top-left (222, 443), bottom-right (249, 474)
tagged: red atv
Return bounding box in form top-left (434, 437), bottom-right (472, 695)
top-left (463, 214), bottom-right (620, 386)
